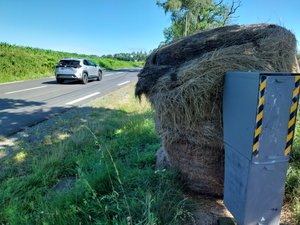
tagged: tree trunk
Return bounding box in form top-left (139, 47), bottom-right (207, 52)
top-left (184, 13), bottom-right (189, 37)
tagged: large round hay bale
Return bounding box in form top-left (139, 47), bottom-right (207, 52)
top-left (136, 24), bottom-right (299, 196)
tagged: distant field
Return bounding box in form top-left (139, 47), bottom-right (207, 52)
top-left (0, 42), bottom-right (144, 83)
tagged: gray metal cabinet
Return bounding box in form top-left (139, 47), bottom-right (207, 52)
top-left (223, 72), bottom-right (300, 225)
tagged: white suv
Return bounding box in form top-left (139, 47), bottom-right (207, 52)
top-left (55, 58), bottom-right (103, 84)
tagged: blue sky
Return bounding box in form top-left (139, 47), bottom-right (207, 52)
top-left (0, 0), bottom-right (299, 55)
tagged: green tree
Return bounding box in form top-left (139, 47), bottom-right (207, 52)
top-left (157, 0), bottom-right (241, 43)
top-left (101, 51), bottom-right (149, 62)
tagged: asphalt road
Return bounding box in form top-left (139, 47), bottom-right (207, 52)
top-left (0, 69), bottom-right (140, 137)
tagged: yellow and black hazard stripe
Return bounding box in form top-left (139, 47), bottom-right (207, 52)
top-left (284, 75), bottom-right (300, 156)
top-left (252, 75), bottom-right (267, 157)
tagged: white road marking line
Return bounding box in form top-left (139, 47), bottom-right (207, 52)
top-left (117, 81), bottom-right (130, 86)
top-left (105, 72), bottom-right (125, 77)
top-left (5, 85), bottom-right (47, 94)
top-left (0, 80), bottom-right (25, 85)
top-left (65, 92), bottom-right (101, 105)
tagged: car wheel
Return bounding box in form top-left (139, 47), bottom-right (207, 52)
top-left (82, 72), bottom-right (88, 84)
top-left (56, 78), bottom-right (64, 84)
top-left (96, 70), bottom-right (102, 81)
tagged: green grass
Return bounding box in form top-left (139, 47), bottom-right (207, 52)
top-left (0, 42), bottom-right (144, 83)
top-left (285, 108), bottom-right (300, 224)
top-left (98, 58), bottom-right (143, 70)
top-left (0, 85), bottom-right (193, 225)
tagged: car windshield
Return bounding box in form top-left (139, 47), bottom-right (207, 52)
top-left (58, 60), bottom-right (80, 67)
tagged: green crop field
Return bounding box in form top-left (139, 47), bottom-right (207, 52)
top-left (0, 42), bottom-right (144, 83)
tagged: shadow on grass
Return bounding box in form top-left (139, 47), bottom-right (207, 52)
top-left (0, 103), bottom-right (129, 157)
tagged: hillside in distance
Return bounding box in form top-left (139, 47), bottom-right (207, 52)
top-left (0, 42), bottom-right (144, 83)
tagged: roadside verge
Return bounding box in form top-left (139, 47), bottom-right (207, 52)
top-left (0, 83), bottom-right (194, 224)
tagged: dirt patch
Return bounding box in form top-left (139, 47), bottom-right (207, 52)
top-left (51, 177), bottom-right (76, 193)
top-left (190, 195), bottom-right (295, 225)
top-left (191, 195), bottom-right (233, 225)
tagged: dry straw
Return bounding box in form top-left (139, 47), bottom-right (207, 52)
top-left (136, 24), bottom-right (299, 196)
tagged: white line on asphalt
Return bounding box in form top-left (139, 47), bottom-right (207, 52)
top-left (117, 81), bottom-right (130, 86)
top-left (0, 80), bottom-right (25, 85)
top-left (5, 85), bottom-right (47, 94)
top-left (104, 73), bottom-right (113, 77)
top-left (116, 72), bottom-right (124, 74)
top-left (65, 92), bottom-right (101, 105)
